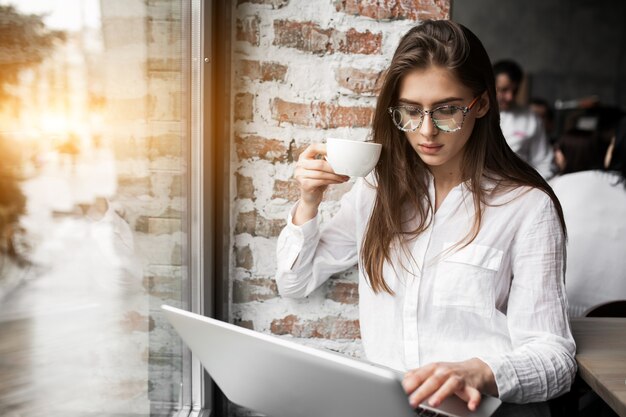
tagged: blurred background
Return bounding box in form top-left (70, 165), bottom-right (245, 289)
top-left (0, 1), bottom-right (191, 416)
top-left (453, 0), bottom-right (626, 144)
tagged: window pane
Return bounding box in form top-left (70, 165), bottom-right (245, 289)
top-left (0, 1), bottom-right (192, 416)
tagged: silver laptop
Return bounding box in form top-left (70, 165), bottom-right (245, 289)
top-left (161, 305), bottom-right (501, 417)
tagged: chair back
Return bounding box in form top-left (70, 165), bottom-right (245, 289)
top-left (583, 300), bottom-right (626, 317)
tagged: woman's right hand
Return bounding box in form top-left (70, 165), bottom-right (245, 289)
top-left (292, 143), bottom-right (349, 225)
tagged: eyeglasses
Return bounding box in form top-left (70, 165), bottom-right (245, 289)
top-left (388, 96), bottom-right (480, 133)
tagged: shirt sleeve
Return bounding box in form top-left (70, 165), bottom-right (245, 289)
top-left (275, 182), bottom-right (361, 298)
top-left (528, 116), bottom-right (557, 180)
top-left (477, 193), bottom-right (577, 403)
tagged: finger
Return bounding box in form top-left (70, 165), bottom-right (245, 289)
top-left (298, 143), bottom-right (327, 160)
top-left (457, 386), bottom-right (482, 411)
top-left (295, 168), bottom-right (349, 184)
top-left (407, 372), bottom-right (449, 408)
top-left (295, 165), bottom-right (350, 183)
top-left (297, 158), bottom-right (338, 175)
top-left (297, 178), bottom-right (346, 192)
top-left (427, 375), bottom-right (464, 407)
top-left (402, 364), bottom-right (436, 394)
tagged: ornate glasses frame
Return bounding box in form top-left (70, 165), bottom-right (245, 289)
top-left (388, 96), bottom-right (481, 133)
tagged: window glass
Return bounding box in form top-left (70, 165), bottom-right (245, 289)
top-left (0, 1), bottom-right (192, 415)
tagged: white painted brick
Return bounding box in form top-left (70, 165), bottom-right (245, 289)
top-left (229, 0), bottom-right (449, 357)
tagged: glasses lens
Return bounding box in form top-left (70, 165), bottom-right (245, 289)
top-left (392, 107), bottom-right (422, 131)
top-left (432, 107), bottom-right (463, 132)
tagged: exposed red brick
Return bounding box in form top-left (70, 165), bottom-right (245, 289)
top-left (336, 67), bottom-right (384, 95)
top-left (270, 314), bottom-right (297, 335)
top-left (334, 0), bottom-right (450, 21)
top-left (235, 93), bottom-right (254, 121)
top-left (271, 98), bottom-right (374, 129)
top-left (235, 211), bottom-right (256, 235)
top-left (235, 210), bottom-right (286, 238)
top-left (258, 216), bottom-right (287, 237)
top-left (326, 280), bottom-right (359, 304)
top-left (239, 59), bottom-right (288, 82)
top-left (236, 15), bottom-right (260, 46)
top-left (235, 211), bottom-right (257, 235)
top-left (236, 172), bottom-right (255, 200)
top-left (273, 20), bottom-right (332, 55)
top-left (235, 244), bottom-right (254, 269)
top-left (233, 278), bottom-right (279, 303)
top-left (343, 28), bottom-right (382, 55)
top-left (237, 0), bottom-right (289, 8)
top-left (272, 178), bottom-right (300, 201)
top-left (416, 0), bottom-right (451, 20)
top-left (235, 134), bottom-right (289, 162)
top-left (287, 139), bottom-right (308, 162)
top-left (239, 59), bottom-right (261, 80)
top-left (273, 20), bottom-right (381, 55)
top-left (270, 314), bottom-right (361, 339)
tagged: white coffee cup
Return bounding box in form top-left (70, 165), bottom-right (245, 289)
top-left (326, 137), bottom-right (382, 177)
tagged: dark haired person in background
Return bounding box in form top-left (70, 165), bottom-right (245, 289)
top-left (276, 20), bottom-right (576, 416)
top-left (553, 130), bottom-right (608, 175)
top-left (550, 123), bottom-right (626, 317)
top-left (493, 60), bottom-right (556, 179)
top-left (530, 97), bottom-right (555, 144)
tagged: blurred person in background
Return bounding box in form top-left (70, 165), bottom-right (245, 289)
top-left (530, 97), bottom-right (555, 144)
top-left (494, 60), bottom-right (556, 179)
top-left (553, 130), bottom-right (608, 175)
top-left (549, 123), bottom-right (626, 317)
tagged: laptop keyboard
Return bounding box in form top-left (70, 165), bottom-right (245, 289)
top-left (414, 406), bottom-right (447, 417)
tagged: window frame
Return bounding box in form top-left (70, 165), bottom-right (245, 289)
top-left (180, 0), bottom-right (231, 416)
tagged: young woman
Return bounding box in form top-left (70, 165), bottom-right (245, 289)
top-left (275, 20), bottom-right (576, 413)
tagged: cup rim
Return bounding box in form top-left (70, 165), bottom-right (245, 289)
top-left (326, 137), bottom-right (382, 148)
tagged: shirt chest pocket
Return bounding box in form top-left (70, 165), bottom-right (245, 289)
top-left (432, 243), bottom-right (503, 318)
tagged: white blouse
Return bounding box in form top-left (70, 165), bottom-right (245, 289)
top-left (550, 170), bottom-right (626, 317)
top-left (500, 107), bottom-right (555, 180)
top-left (275, 175), bottom-right (577, 403)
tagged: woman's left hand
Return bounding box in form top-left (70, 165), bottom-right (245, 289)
top-left (402, 358), bottom-right (498, 411)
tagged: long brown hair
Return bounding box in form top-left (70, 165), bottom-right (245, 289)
top-left (361, 20), bottom-right (566, 294)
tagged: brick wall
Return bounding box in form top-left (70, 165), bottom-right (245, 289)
top-left (230, 0), bottom-right (450, 359)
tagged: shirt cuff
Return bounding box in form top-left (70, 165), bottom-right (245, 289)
top-left (286, 200), bottom-right (320, 239)
top-left (475, 354), bottom-right (521, 403)
top-left (277, 201), bottom-right (321, 271)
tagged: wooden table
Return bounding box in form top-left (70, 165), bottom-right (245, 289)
top-left (570, 318), bottom-right (626, 417)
